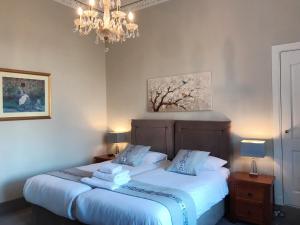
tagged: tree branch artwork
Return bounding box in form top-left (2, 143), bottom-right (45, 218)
top-left (147, 73), bottom-right (212, 112)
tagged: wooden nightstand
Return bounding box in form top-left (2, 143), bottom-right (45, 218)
top-left (94, 154), bottom-right (115, 163)
top-left (229, 172), bottom-right (275, 225)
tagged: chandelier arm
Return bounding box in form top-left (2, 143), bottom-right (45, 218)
top-left (74, 0), bottom-right (144, 13)
top-left (74, 0), bottom-right (104, 14)
top-left (111, 0), bottom-right (143, 11)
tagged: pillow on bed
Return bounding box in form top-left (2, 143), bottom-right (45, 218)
top-left (197, 156), bottom-right (228, 171)
top-left (142, 151), bottom-right (168, 164)
top-left (112, 144), bottom-right (151, 167)
top-left (167, 150), bottom-right (210, 176)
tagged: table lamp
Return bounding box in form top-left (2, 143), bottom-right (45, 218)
top-left (106, 132), bottom-right (127, 155)
top-left (240, 140), bottom-right (266, 177)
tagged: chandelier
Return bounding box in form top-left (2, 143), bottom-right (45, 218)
top-left (74, 0), bottom-right (139, 43)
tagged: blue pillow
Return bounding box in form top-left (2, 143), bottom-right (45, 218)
top-left (167, 150), bottom-right (210, 176)
top-left (112, 144), bottom-right (151, 167)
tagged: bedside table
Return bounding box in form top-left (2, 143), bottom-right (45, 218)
top-left (94, 154), bottom-right (116, 163)
top-left (229, 172), bottom-right (275, 225)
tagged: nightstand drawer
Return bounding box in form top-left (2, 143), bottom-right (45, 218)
top-left (235, 200), bottom-right (263, 224)
top-left (229, 172), bottom-right (274, 225)
top-left (236, 183), bottom-right (264, 202)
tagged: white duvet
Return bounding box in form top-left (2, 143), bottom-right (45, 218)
top-left (75, 165), bottom-right (229, 225)
top-left (23, 161), bottom-right (161, 219)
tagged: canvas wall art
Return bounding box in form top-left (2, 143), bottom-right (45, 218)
top-left (0, 68), bottom-right (51, 121)
top-left (147, 72), bottom-right (212, 112)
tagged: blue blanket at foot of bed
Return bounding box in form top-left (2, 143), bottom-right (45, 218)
top-left (115, 180), bottom-right (197, 225)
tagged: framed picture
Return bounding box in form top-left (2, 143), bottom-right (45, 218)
top-left (0, 68), bottom-right (51, 121)
top-left (148, 72), bottom-right (212, 112)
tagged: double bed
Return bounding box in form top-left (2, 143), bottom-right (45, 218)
top-left (24, 119), bottom-right (231, 225)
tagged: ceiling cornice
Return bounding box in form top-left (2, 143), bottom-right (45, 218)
top-left (53, 0), bottom-right (170, 11)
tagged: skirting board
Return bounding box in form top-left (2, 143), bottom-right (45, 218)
top-left (0, 198), bottom-right (30, 216)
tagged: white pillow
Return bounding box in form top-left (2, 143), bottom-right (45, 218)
top-left (199, 156), bottom-right (227, 171)
top-left (142, 151), bottom-right (168, 164)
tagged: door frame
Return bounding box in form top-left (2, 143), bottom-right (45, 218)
top-left (272, 42), bottom-right (300, 205)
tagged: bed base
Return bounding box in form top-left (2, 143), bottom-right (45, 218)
top-left (31, 204), bottom-right (84, 225)
top-left (32, 199), bottom-right (225, 225)
top-left (197, 199), bottom-right (225, 225)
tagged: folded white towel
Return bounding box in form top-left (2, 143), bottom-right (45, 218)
top-left (98, 163), bottom-right (122, 174)
top-left (81, 177), bottom-right (120, 190)
top-left (93, 170), bottom-right (131, 185)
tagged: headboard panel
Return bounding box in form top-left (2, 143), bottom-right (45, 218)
top-left (131, 120), bottom-right (175, 159)
top-left (175, 121), bottom-right (231, 164)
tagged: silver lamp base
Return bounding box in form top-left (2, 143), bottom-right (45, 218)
top-left (249, 158), bottom-right (258, 177)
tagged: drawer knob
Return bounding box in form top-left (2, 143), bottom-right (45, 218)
top-left (247, 210), bottom-right (251, 215)
top-left (247, 192), bottom-right (253, 197)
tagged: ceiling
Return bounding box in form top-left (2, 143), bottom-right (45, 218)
top-left (54, 0), bottom-right (170, 11)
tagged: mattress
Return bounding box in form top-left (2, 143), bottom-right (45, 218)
top-left (75, 164), bottom-right (229, 225)
top-left (23, 161), bottom-right (162, 219)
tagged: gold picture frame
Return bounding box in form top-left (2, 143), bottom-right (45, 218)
top-left (0, 68), bottom-right (51, 121)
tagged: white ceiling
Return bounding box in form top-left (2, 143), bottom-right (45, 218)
top-left (54, 0), bottom-right (170, 11)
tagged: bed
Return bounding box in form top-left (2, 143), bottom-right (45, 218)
top-left (27, 119), bottom-right (231, 225)
top-left (24, 162), bottom-right (162, 219)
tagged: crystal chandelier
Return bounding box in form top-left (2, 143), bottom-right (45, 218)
top-left (74, 0), bottom-right (139, 44)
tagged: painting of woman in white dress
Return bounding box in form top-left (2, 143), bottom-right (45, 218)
top-left (3, 78), bottom-right (45, 113)
top-left (0, 68), bottom-right (51, 121)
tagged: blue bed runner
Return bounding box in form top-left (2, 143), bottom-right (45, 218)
top-left (47, 168), bottom-right (92, 182)
top-left (114, 180), bottom-right (197, 225)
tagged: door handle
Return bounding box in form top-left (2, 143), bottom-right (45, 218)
top-left (285, 129), bottom-right (291, 134)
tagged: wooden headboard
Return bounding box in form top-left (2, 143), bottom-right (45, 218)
top-left (131, 120), bottom-right (174, 159)
top-left (131, 119), bottom-right (231, 162)
top-left (175, 121), bottom-right (231, 163)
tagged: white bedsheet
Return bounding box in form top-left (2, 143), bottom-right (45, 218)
top-left (75, 166), bottom-right (229, 225)
top-left (23, 161), bottom-right (162, 219)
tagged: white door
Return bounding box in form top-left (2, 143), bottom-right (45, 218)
top-left (281, 50), bottom-right (300, 208)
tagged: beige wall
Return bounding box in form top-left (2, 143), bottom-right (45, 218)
top-left (2, 0), bottom-right (300, 204)
top-left (0, 0), bottom-right (107, 203)
top-left (106, 0), bottom-right (300, 175)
